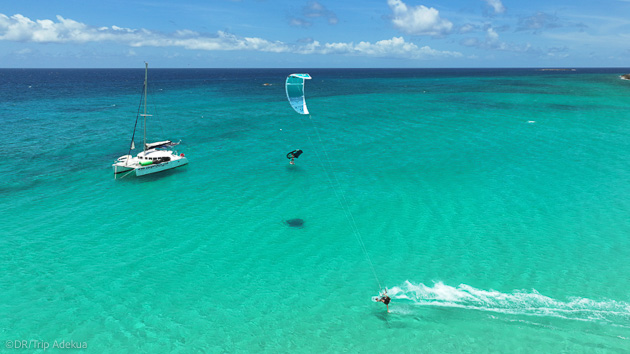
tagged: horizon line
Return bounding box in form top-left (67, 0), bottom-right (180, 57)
top-left (1, 66), bottom-right (629, 70)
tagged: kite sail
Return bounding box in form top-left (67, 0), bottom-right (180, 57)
top-left (286, 149), bottom-right (303, 159)
top-left (285, 73), bottom-right (312, 115)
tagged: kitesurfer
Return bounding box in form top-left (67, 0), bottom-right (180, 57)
top-left (376, 289), bottom-right (391, 313)
top-left (287, 149), bottom-right (303, 165)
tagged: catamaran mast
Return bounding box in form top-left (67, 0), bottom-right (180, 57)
top-left (143, 62), bottom-right (148, 153)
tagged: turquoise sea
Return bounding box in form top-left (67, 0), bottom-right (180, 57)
top-left (1, 68), bottom-right (630, 352)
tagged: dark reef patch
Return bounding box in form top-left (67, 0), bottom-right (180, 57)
top-left (285, 218), bottom-right (304, 228)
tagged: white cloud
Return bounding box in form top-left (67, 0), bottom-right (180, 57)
top-left (461, 26), bottom-right (533, 53)
top-left (387, 0), bottom-right (453, 36)
top-left (15, 48), bottom-right (33, 55)
top-left (545, 46), bottom-right (569, 59)
top-left (290, 1), bottom-right (338, 28)
top-left (304, 1), bottom-right (338, 25)
top-left (486, 27), bottom-right (499, 42)
top-left (124, 31), bottom-right (291, 53)
top-left (298, 36), bottom-right (462, 59)
top-left (0, 13), bottom-right (462, 60)
top-left (0, 13), bottom-right (289, 52)
top-left (459, 23), bottom-right (478, 34)
top-left (111, 25), bottom-right (134, 33)
top-left (517, 12), bottom-right (561, 32)
top-left (290, 18), bottom-right (312, 28)
top-left (0, 14), bottom-right (131, 43)
top-left (483, 0), bottom-right (505, 14)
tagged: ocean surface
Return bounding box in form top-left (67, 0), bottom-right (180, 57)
top-left (1, 68), bottom-right (630, 353)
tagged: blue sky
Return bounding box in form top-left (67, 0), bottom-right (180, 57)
top-left (1, 0), bottom-right (630, 68)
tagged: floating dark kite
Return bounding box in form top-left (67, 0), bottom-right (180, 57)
top-left (286, 149), bottom-right (303, 160)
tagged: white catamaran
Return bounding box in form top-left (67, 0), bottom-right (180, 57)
top-left (112, 63), bottom-right (188, 177)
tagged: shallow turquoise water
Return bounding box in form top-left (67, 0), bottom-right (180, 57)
top-left (1, 68), bottom-right (630, 352)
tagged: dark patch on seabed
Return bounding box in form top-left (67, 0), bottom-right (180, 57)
top-left (285, 218), bottom-right (304, 228)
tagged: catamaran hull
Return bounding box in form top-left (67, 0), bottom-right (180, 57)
top-left (135, 157), bottom-right (188, 176)
top-left (113, 164), bottom-right (134, 174)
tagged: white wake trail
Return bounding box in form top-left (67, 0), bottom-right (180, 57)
top-left (389, 281), bottom-right (630, 324)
